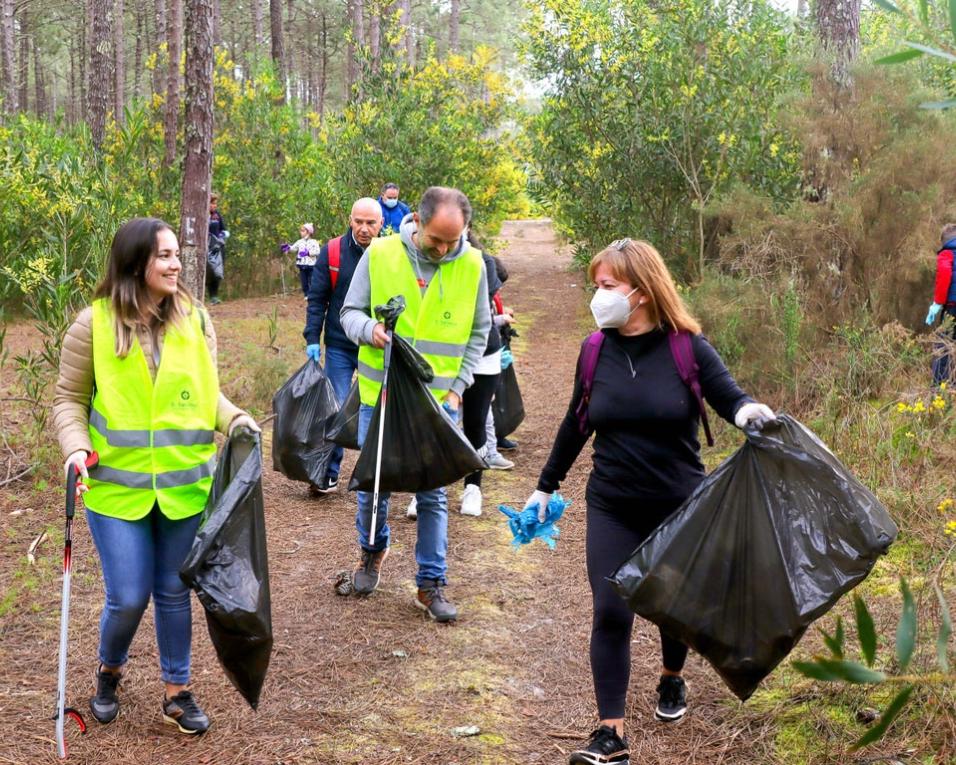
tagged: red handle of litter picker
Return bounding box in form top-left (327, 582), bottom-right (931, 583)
top-left (65, 452), bottom-right (99, 520)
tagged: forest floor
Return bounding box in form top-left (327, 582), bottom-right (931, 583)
top-left (0, 221), bottom-right (938, 764)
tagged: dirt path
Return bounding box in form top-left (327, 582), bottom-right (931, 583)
top-left (0, 221), bottom-right (777, 764)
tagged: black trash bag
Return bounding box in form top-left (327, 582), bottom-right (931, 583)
top-left (493, 363), bottom-right (525, 440)
top-left (348, 333), bottom-right (486, 493)
top-left (180, 429), bottom-right (272, 709)
top-left (327, 380), bottom-right (361, 450)
top-left (206, 234), bottom-right (225, 281)
top-left (271, 360), bottom-right (340, 485)
top-left (609, 415), bottom-right (897, 701)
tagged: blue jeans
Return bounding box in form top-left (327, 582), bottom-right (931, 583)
top-left (356, 402), bottom-right (453, 586)
top-left (85, 505), bottom-right (201, 684)
top-left (325, 345), bottom-right (358, 480)
top-left (931, 306), bottom-right (956, 386)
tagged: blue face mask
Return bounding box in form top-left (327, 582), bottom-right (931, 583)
top-left (383, 198), bottom-right (398, 209)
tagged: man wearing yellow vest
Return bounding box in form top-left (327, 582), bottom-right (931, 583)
top-left (340, 186), bottom-right (491, 621)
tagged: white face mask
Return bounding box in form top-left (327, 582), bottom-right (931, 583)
top-left (590, 287), bottom-right (639, 329)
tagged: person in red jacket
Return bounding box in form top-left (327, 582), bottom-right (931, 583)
top-left (927, 223), bottom-right (956, 385)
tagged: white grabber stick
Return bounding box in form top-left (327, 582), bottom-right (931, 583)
top-left (369, 325), bottom-right (394, 543)
top-left (54, 452), bottom-right (97, 758)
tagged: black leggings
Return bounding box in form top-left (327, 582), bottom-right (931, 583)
top-left (298, 266), bottom-right (314, 296)
top-left (461, 371), bottom-right (499, 487)
top-left (586, 498), bottom-right (688, 719)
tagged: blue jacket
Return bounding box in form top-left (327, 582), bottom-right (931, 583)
top-left (303, 230), bottom-right (364, 352)
top-left (378, 197), bottom-right (411, 236)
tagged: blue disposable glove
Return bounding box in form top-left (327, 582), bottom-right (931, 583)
top-left (498, 492), bottom-right (569, 549)
top-left (926, 302), bottom-right (943, 325)
top-left (500, 348), bottom-right (514, 370)
top-left (306, 344), bottom-right (321, 363)
top-left (442, 400), bottom-right (459, 417)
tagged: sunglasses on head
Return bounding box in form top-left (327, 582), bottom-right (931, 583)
top-left (609, 238), bottom-right (631, 251)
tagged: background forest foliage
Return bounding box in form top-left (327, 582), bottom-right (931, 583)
top-left (1, 0), bottom-right (956, 760)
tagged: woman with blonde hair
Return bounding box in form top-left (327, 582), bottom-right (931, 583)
top-left (522, 239), bottom-right (774, 765)
top-left (54, 217), bottom-right (259, 735)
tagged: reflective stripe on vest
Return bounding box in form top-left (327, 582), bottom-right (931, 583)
top-left (357, 235), bottom-right (483, 406)
top-left (85, 299), bottom-right (219, 521)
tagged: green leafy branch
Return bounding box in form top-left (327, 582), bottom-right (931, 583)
top-left (793, 578), bottom-right (954, 750)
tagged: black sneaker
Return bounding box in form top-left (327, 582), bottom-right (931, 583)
top-left (352, 548), bottom-right (389, 595)
top-left (162, 690), bottom-right (210, 734)
top-left (309, 475), bottom-right (339, 496)
top-left (415, 579), bottom-right (458, 622)
top-left (89, 667), bottom-right (122, 723)
top-left (497, 437), bottom-right (518, 451)
top-left (569, 725), bottom-right (630, 764)
top-left (655, 675), bottom-right (688, 722)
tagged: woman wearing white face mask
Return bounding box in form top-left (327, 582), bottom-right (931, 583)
top-left (522, 239), bottom-right (775, 765)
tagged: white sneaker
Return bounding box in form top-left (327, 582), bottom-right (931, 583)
top-left (460, 485), bottom-right (482, 517)
top-left (485, 453), bottom-right (514, 470)
top-left (406, 496), bottom-right (418, 520)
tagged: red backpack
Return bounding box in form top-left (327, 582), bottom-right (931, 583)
top-left (327, 236), bottom-right (343, 290)
top-left (574, 330), bottom-right (714, 445)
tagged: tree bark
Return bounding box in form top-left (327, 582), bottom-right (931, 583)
top-left (17, 6), bottom-right (28, 112)
top-left (815, 0), bottom-right (861, 88)
top-left (368, 0), bottom-right (380, 70)
top-left (163, 0), bottom-right (182, 166)
top-left (0, 0), bottom-right (16, 112)
top-left (399, 0), bottom-right (412, 67)
top-left (211, 0), bottom-right (221, 47)
top-left (179, 0), bottom-right (214, 300)
top-left (448, 0), bottom-right (460, 53)
top-left (33, 34), bottom-right (46, 117)
top-left (89, 0), bottom-right (113, 148)
top-left (115, 0), bottom-right (126, 125)
top-left (133, 1), bottom-right (143, 99)
top-left (252, 0), bottom-right (264, 49)
top-left (285, 0), bottom-right (294, 100)
top-left (269, 0), bottom-right (285, 102)
top-left (152, 0), bottom-right (165, 94)
top-left (318, 9), bottom-right (327, 119)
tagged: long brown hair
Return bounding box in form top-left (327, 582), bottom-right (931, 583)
top-left (588, 239), bottom-right (702, 335)
top-left (92, 217), bottom-right (192, 357)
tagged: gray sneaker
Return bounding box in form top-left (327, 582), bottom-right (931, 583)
top-left (485, 453), bottom-right (514, 470)
top-left (161, 690), bottom-right (209, 734)
top-left (89, 667), bottom-right (122, 723)
top-left (353, 548), bottom-right (389, 595)
top-left (415, 579), bottom-right (457, 622)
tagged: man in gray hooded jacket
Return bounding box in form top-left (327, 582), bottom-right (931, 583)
top-left (339, 186), bottom-right (490, 621)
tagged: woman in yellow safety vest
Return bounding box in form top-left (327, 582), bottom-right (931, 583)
top-left (53, 217), bottom-right (259, 735)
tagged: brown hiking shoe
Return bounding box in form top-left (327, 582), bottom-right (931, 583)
top-left (415, 579), bottom-right (457, 622)
top-left (352, 548), bottom-right (389, 595)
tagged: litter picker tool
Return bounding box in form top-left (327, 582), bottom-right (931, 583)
top-left (54, 451), bottom-right (98, 759)
top-left (369, 296), bottom-right (405, 541)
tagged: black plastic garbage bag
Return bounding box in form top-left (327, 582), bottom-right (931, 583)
top-left (493, 363), bottom-right (525, 440)
top-left (348, 333), bottom-right (485, 493)
top-left (327, 380), bottom-right (361, 450)
top-left (180, 429), bottom-right (272, 709)
top-left (609, 415), bottom-right (897, 701)
top-left (271, 360), bottom-right (340, 485)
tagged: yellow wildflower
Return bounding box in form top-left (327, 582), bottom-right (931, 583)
top-left (932, 396), bottom-right (946, 410)
top-left (913, 400), bottom-right (926, 413)
top-left (945, 520), bottom-right (956, 538)
top-left (938, 498), bottom-right (955, 513)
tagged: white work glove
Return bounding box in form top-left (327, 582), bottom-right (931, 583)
top-left (734, 402), bottom-right (777, 431)
top-left (228, 414), bottom-right (261, 436)
top-left (64, 450), bottom-right (91, 495)
top-left (524, 490), bottom-right (553, 523)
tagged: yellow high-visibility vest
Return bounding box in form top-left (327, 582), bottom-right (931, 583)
top-left (357, 234), bottom-right (483, 406)
top-left (85, 298), bottom-right (219, 520)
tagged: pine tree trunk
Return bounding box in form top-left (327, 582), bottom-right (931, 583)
top-left (269, 0), bottom-right (285, 102)
top-left (285, 0), bottom-right (294, 100)
top-left (179, 0), bottom-right (214, 300)
top-left (318, 10), bottom-right (327, 119)
top-left (69, 24), bottom-right (78, 122)
top-left (133, 2), bottom-right (143, 99)
top-left (33, 35), bottom-right (46, 117)
top-left (152, 0), bottom-right (165, 94)
top-left (815, 0), bottom-right (860, 88)
top-left (399, 0), bottom-right (412, 67)
top-left (252, 0), bottom-right (264, 49)
top-left (448, 0), bottom-right (460, 53)
top-left (0, 0), bottom-right (16, 112)
top-left (368, 0), bottom-right (380, 70)
top-left (163, 0), bottom-right (182, 166)
top-left (89, 0), bottom-right (113, 148)
top-left (345, 0), bottom-right (355, 94)
top-left (115, 0), bottom-right (126, 125)
top-left (17, 7), bottom-right (29, 112)
top-left (211, 0), bottom-right (221, 47)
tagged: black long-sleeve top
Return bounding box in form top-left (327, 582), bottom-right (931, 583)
top-left (537, 328), bottom-right (752, 508)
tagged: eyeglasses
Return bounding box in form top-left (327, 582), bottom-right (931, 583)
top-left (609, 238), bottom-right (631, 251)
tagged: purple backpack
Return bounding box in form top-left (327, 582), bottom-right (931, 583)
top-left (574, 330), bottom-right (714, 446)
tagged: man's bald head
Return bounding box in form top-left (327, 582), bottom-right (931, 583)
top-left (350, 196), bottom-right (384, 247)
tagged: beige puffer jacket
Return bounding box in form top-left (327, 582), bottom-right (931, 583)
top-left (53, 305), bottom-right (245, 458)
